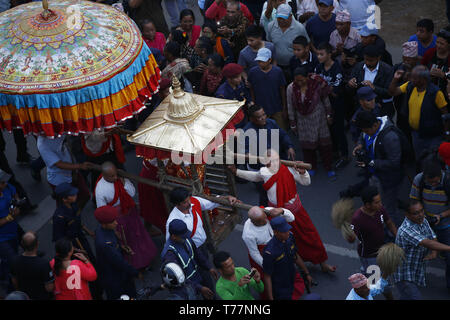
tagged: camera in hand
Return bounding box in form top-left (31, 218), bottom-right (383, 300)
top-left (354, 149), bottom-right (368, 163)
top-left (426, 215), bottom-right (439, 225)
top-left (248, 269), bottom-right (256, 279)
top-left (10, 197), bottom-right (27, 210)
top-left (356, 82), bottom-right (365, 89)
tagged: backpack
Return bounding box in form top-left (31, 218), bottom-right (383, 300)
top-left (376, 125), bottom-right (414, 165)
top-left (418, 171), bottom-right (450, 205)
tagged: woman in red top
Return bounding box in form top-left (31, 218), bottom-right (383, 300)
top-left (50, 238), bottom-right (97, 300)
top-left (141, 19), bottom-right (167, 53)
top-left (178, 9), bottom-right (201, 48)
top-left (200, 53), bottom-right (225, 96)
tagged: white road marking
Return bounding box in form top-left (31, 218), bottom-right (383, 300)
top-left (234, 224), bottom-right (446, 278)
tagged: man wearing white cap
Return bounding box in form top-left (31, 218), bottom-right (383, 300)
top-left (248, 47), bottom-right (288, 130)
top-left (346, 272), bottom-right (389, 300)
top-left (355, 25), bottom-right (392, 66)
top-left (266, 3), bottom-right (309, 76)
top-left (329, 9), bottom-right (361, 56)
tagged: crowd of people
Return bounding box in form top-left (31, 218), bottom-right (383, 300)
top-left (1, 0), bottom-right (450, 301)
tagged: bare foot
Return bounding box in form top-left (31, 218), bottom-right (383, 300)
top-left (320, 263), bottom-right (337, 273)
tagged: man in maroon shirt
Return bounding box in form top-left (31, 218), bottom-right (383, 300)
top-left (347, 186), bottom-right (398, 275)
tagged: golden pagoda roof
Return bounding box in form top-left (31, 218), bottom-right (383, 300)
top-left (127, 76), bottom-right (245, 155)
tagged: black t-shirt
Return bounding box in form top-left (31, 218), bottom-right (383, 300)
top-left (10, 255), bottom-right (55, 300)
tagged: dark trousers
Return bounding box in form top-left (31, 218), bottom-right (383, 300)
top-left (380, 101), bottom-right (395, 119)
top-left (302, 145), bottom-right (333, 172)
top-left (255, 181), bottom-right (269, 207)
top-left (330, 100), bottom-right (349, 157)
top-left (396, 281), bottom-right (422, 300)
top-left (12, 129), bottom-right (29, 162)
top-left (30, 157), bottom-right (46, 173)
top-left (436, 228), bottom-right (450, 289)
top-left (197, 244), bottom-right (216, 293)
top-left (447, 0), bottom-right (450, 23)
top-left (105, 279), bottom-right (136, 300)
top-left (0, 238), bottom-right (18, 292)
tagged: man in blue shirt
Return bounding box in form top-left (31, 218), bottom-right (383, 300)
top-left (305, 0), bottom-right (336, 51)
top-left (37, 135), bottom-right (92, 208)
top-left (346, 272), bottom-right (389, 300)
top-left (408, 19), bottom-right (437, 59)
top-left (0, 169), bottom-right (20, 292)
top-left (262, 216), bottom-right (313, 300)
top-left (248, 48), bottom-right (287, 130)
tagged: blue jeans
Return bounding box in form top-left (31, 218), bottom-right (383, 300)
top-left (396, 281), bottom-right (422, 300)
top-left (164, 0), bottom-right (187, 28)
top-left (435, 227), bottom-right (450, 289)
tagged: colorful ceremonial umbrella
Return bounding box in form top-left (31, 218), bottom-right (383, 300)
top-left (0, 0), bottom-right (160, 137)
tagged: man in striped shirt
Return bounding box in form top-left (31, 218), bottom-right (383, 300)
top-left (409, 158), bottom-right (450, 293)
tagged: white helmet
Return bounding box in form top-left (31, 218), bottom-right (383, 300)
top-left (161, 262), bottom-right (185, 287)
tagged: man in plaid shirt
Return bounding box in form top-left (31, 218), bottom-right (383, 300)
top-left (394, 200), bottom-right (450, 299)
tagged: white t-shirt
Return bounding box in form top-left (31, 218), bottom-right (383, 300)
top-left (242, 207), bottom-right (295, 267)
top-left (95, 177), bottom-right (135, 208)
top-left (166, 196), bottom-right (220, 248)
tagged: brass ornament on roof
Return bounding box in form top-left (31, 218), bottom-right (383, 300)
top-left (164, 75), bottom-right (205, 123)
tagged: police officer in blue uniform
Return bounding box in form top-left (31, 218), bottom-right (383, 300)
top-left (52, 183), bottom-right (94, 257)
top-left (53, 182), bottom-right (104, 299)
top-left (215, 63), bottom-right (252, 129)
top-left (161, 219), bottom-right (218, 300)
top-left (94, 205), bottom-right (139, 300)
top-left (262, 216), bottom-right (314, 300)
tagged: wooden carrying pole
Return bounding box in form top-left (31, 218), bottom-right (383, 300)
top-left (89, 163), bottom-right (271, 214)
top-left (232, 153), bottom-right (312, 170)
top-left (116, 127), bottom-right (312, 170)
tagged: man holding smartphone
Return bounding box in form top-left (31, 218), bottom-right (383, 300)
top-left (214, 251), bottom-right (264, 300)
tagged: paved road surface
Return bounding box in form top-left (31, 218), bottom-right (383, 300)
top-left (1, 0), bottom-right (450, 300)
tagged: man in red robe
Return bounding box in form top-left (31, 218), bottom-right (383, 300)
top-left (95, 162), bottom-right (157, 272)
top-left (232, 150), bottom-right (336, 273)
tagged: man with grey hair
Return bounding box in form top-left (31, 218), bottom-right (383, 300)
top-left (242, 205), bottom-right (295, 299)
top-left (94, 161), bottom-right (157, 272)
top-left (389, 64), bottom-right (449, 160)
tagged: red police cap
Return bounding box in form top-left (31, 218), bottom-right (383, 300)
top-left (222, 63), bottom-right (244, 79)
top-left (94, 205), bottom-right (119, 224)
